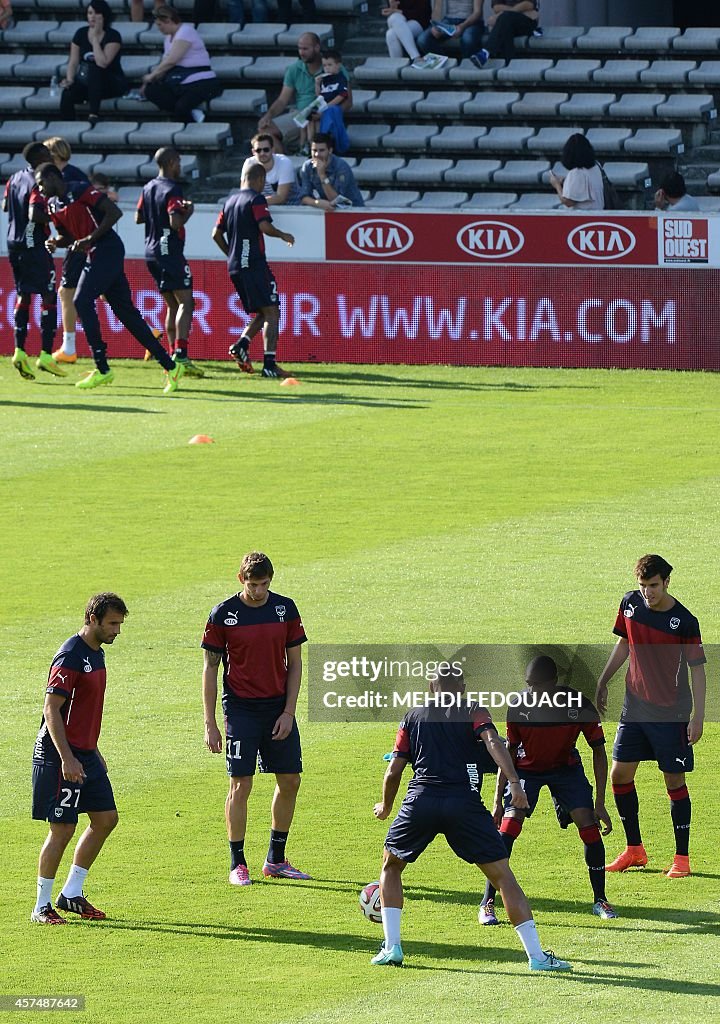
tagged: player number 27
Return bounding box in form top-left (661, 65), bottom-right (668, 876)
top-left (59, 787), bottom-right (80, 809)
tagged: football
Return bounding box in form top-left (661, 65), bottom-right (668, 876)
top-left (359, 882), bottom-right (382, 924)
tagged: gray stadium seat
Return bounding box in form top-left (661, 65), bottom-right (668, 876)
top-left (348, 124), bottom-right (392, 148)
top-left (584, 127), bottom-right (632, 153)
top-left (231, 24), bottom-right (286, 48)
top-left (558, 93), bottom-right (616, 118)
top-left (707, 170), bottom-right (720, 190)
top-left (80, 121), bottom-right (139, 146)
top-left (444, 160), bottom-right (502, 185)
top-left (624, 128), bottom-right (684, 155)
top-left (429, 125), bottom-right (487, 151)
top-left (496, 58), bottom-right (553, 83)
top-left (395, 158), bottom-right (454, 184)
top-left (41, 120), bottom-right (87, 145)
top-left (0, 120), bottom-right (47, 147)
top-left (656, 93), bottom-right (716, 120)
top-left (608, 94), bottom-right (665, 120)
top-left (448, 58), bottom-right (503, 83)
top-left (127, 122), bottom-right (186, 148)
top-left (415, 90), bottom-right (472, 117)
top-left (242, 56), bottom-right (297, 82)
top-left (0, 55), bottom-right (26, 77)
top-left (138, 155), bottom-right (199, 180)
top-left (122, 55), bottom-right (156, 78)
top-left (116, 185), bottom-right (143, 204)
top-left (695, 195), bottom-right (720, 210)
top-left (208, 89), bottom-right (268, 115)
top-left (461, 192), bottom-right (518, 209)
top-left (11, 55), bottom-right (65, 80)
top-left (353, 58), bottom-right (408, 84)
top-left (1, 20), bottom-right (60, 45)
top-left (349, 90), bottom-right (378, 114)
top-left (400, 58), bottom-right (457, 83)
top-left (527, 26), bottom-right (585, 51)
top-left (1, 86), bottom-right (36, 111)
top-left (463, 92), bottom-right (519, 117)
top-left (410, 191), bottom-right (469, 208)
top-left (114, 22), bottom-right (151, 45)
top-left (63, 152), bottom-right (101, 174)
top-left (204, 56), bottom-right (253, 81)
top-left (276, 24), bottom-right (335, 47)
top-left (576, 26), bottom-right (633, 51)
top-left (511, 93), bottom-right (567, 117)
top-left (688, 61), bottom-right (720, 86)
top-left (92, 154), bottom-right (152, 179)
top-left (493, 160), bottom-right (551, 186)
top-left (509, 193), bottom-right (562, 209)
top-left (1, 154), bottom-right (29, 175)
top-left (544, 59), bottom-right (601, 84)
top-left (526, 126), bottom-right (585, 154)
top-left (47, 22), bottom-right (85, 46)
top-left (354, 158), bottom-right (406, 183)
top-left (624, 27), bottom-right (681, 52)
top-left (196, 23), bottom-right (242, 47)
top-left (366, 190), bottom-right (420, 208)
top-left (366, 91), bottom-right (423, 115)
top-left (381, 125), bottom-right (439, 149)
top-left (174, 123), bottom-right (233, 149)
top-left (475, 126), bottom-right (535, 153)
top-left (640, 60), bottom-right (696, 85)
top-left (26, 87), bottom-right (93, 113)
top-left (593, 59), bottom-right (649, 84)
top-left (602, 161), bottom-right (651, 187)
top-left (673, 28), bottom-right (720, 52)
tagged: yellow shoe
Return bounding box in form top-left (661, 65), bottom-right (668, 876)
top-left (12, 347), bottom-right (35, 380)
top-left (36, 351), bottom-right (68, 377)
top-left (52, 349), bottom-right (77, 364)
top-left (162, 359), bottom-right (185, 395)
top-left (75, 368), bottom-right (115, 390)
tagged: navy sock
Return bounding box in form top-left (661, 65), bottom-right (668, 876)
top-left (580, 825), bottom-right (606, 901)
top-left (267, 829), bottom-right (288, 865)
top-left (229, 840), bottom-right (246, 871)
top-left (668, 786), bottom-right (691, 857)
top-left (613, 782), bottom-right (642, 846)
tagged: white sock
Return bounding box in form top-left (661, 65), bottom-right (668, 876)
top-left (381, 906), bottom-right (402, 948)
top-left (515, 918), bottom-right (545, 962)
top-left (62, 331), bottom-right (76, 355)
top-left (35, 876), bottom-right (55, 913)
top-left (61, 864), bottom-right (88, 899)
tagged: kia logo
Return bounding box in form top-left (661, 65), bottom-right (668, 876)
top-left (567, 222), bottom-right (636, 260)
top-left (345, 219), bottom-right (414, 257)
top-left (456, 221), bottom-right (524, 259)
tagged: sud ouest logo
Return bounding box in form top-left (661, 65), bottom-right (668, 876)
top-left (345, 219), bottom-right (414, 257)
top-left (566, 222), bottom-right (636, 260)
top-left (456, 221), bottom-right (524, 259)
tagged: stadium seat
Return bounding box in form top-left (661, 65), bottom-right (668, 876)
top-left (122, 55), bottom-right (156, 79)
top-left (196, 23), bottom-right (242, 47)
top-left (695, 195), bottom-right (720, 210)
top-left (114, 22), bottom-right (151, 46)
top-left (349, 90), bottom-right (378, 114)
top-left (576, 26), bottom-right (633, 51)
top-left (0, 120), bottom-right (48, 148)
top-left (0, 55), bottom-right (26, 77)
top-left (608, 94), bottom-right (665, 120)
top-left (62, 151), bottom-right (101, 174)
top-left (395, 158), bottom-right (454, 184)
top-left (410, 191), bottom-right (469, 208)
top-left (399, 58), bottom-right (457, 83)
top-left (673, 28), bottom-right (720, 52)
top-left (526, 126), bottom-right (585, 154)
top-left (544, 59), bottom-right (601, 84)
top-left (527, 25), bottom-right (585, 51)
top-left (242, 56), bottom-right (297, 82)
top-left (601, 161), bottom-right (651, 188)
top-left (593, 60), bottom-right (649, 84)
top-left (496, 58), bottom-right (553, 83)
top-left (366, 190), bottom-right (420, 207)
top-left (415, 90), bottom-right (472, 117)
top-left (276, 24), bottom-right (335, 47)
top-left (461, 192), bottom-right (518, 208)
top-left (429, 125), bottom-right (487, 151)
top-left (624, 128), bottom-right (684, 155)
top-left (475, 126), bottom-right (535, 153)
top-left (558, 93), bottom-right (616, 118)
top-left (584, 127), bottom-right (633, 153)
top-left (11, 55), bottom-right (65, 80)
top-left (354, 157), bottom-right (406, 183)
top-left (463, 91), bottom-right (519, 117)
top-left (624, 27), bottom-right (681, 52)
top-left (207, 90), bottom-right (268, 115)
top-left (655, 93), bottom-right (716, 120)
top-left (127, 122), bottom-right (186, 148)
top-left (41, 120), bottom-right (88, 145)
top-left (707, 169), bottom-right (720, 190)
top-left (640, 60), bottom-right (697, 85)
top-left (115, 185), bottom-right (143, 204)
top-left (92, 154), bottom-right (153, 180)
top-left (1, 20), bottom-right (60, 45)
top-left (509, 192), bottom-right (562, 209)
top-left (0, 86), bottom-right (38, 111)
top-left (353, 58), bottom-right (409, 84)
top-left (380, 125), bottom-right (439, 149)
top-left (138, 154), bottom-right (200, 179)
top-left (448, 58), bottom-right (503, 83)
top-left (205, 56), bottom-right (253, 81)
top-left (688, 61), bottom-right (720, 86)
top-left (231, 24), bottom-right (286, 48)
top-left (511, 93), bottom-right (568, 117)
top-left (444, 159), bottom-right (502, 185)
top-left (348, 123), bottom-right (392, 147)
top-left (493, 159), bottom-right (551, 186)
top-left (47, 22), bottom-right (85, 46)
top-left (175, 123), bottom-right (234, 149)
top-left (366, 91), bottom-right (423, 115)
top-left (80, 121), bottom-right (139, 146)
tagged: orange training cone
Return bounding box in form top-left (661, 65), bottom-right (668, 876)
top-left (189, 434), bottom-right (214, 444)
top-left (280, 377), bottom-right (300, 386)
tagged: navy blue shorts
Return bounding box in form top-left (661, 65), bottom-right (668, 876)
top-left (385, 789), bottom-right (508, 865)
top-left (230, 265), bottom-right (279, 314)
top-left (32, 750), bottom-right (116, 824)
top-left (9, 246), bottom-right (55, 296)
top-left (503, 764), bottom-right (594, 818)
top-left (62, 249), bottom-right (87, 290)
top-left (613, 720), bottom-right (694, 773)
top-left (223, 695), bottom-right (302, 777)
top-left (146, 257), bottom-right (193, 294)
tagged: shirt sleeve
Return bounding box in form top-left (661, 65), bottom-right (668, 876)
top-left (506, 720), bottom-right (521, 747)
top-left (612, 600), bottom-right (627, 638)
top-left (276, 156), bottom-right (296, 187)
top-left (166, 191), bottom-right (185, 215)
top-left (581, 719), bottom-right (605, 747)
top-left (46, 657), bottom-right (79, 699)
top-left (201, 615), bottom-right (225, 652)
top-left (684, 617), bottom-right (706, 666)
top-left (251, 193), bottom-right (272, 225)
top-left (471, 707), bottom-right (495, 738)
top-left (215, 208), bottom-right (226, 231)
top-left (28, 186), bottom-right (47, 213)
top-left (392, 720), bottom-right (411, 758)
top-left (286, 602), bottom-right (307, 648)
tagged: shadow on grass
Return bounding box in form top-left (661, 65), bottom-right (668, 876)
top-left (0, 399), bottom-right (160, 414)
top-left (164, 387), bottom-right (426, 409)
top-left (276, 368), bottom-right (601, 393)
top-left (482, 966), bottom-right (720, 997)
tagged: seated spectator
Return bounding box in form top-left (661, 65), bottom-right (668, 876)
top-left (258, 33), bottom-right (352, 153)
top-left (549, 134), bottom-right (604, 210)
top-left (298, 133), bottom-right (364, 210)
top-left (130, 0), bottom-right (163, 22)
top-left (90, 171), bottom-right (119, 203)
top-left (60, 1), bottom-right (129, 125)
top-left (382, 0), bottom-right (432, 63)
top-left (140, 6), bottom-right (222, 124)
top-left (190, 0), bottom-right (270, 25)
top-left (471, 0), bottom-right (539, 66)
top-left (242, 133), bottom-right (301, 205)
top-left (416, 0), bottom-right (484, 61)
top-left (654, 172), bottom-right (700, 212)
top-left (0, 0), bottom-right (14, 30)
top-left (311, 49), bottom-right (350, 155)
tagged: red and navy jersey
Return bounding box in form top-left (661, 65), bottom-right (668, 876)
top-left (33, 635), bottom-right (107, 761)
top-left (506, 689), bottom-right (604, 773)
top-left (138, 176), bottom-right (187, 262)
top-left (3, 166), bottom-right (50, 250)
top-left (62, 163), bottom-right (90, 188)
top-left (215, 189), bottom-right (271, 274)
top-left (202, 592), bottom-right (306, 700)
top-left (393, 703), bottom-right (497, 795)
top-left (47, 182), bottom-right (119, 253)
top-left (613, 590), bottom-right (705, 710)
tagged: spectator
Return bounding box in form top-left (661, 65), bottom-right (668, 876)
top-left (416, 0), bottom-right (484, 61)
top-left (0, 0), bottom-right (14, 30)
top-left (299, 134), bottom-right (364, 210)
top-left (549, 134), bottom-right (604, 210)
top-left (382, 0), bottom-right (431, 62)
top-left (140, 6), bottom-right (222, 124)
top-left (471, 0), bottom-right (539, 66)
top-left (655, 172), bottom-right (700, 212)
top-left (242, 134), bottom-right (301, 206)
top-left (90, 172), bottom-right (119, 203)
top-left (60, 1), bottom-right (128, 125)
top-left (277, 0), bottom-right (316, 24)
top-left (130, 0), bottom-right (163, 21)
top-left (190, 0), bottom-right (270, 25)
top-left (258, 33), bottom-right (352, 153)
top-left (311, 49), bottom-right (349, 154)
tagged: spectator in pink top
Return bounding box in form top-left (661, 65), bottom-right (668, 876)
top-left (140, 6), bottom-right (222, 124)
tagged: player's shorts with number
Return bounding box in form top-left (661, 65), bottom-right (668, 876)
top-left (230, 264), bottom-right (279, 315)
top-left (146, 256), bottom-right (193, 293)
top-left (223, 694), bottom-right (302, 777)
top-left (32, 749), bottom-right (116, 823)
top-left (8, 246), bottom-right (55, 295)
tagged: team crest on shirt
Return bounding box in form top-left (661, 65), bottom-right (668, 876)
top-left (83, 657), bottom-right (92, 673)
top-left (624, 604), bottom-right (635, 618)
top-left (669, 617), bottom-right (681, 630)
top-left (275, 605), bottom-right (286, 621)
top-left (568, 708), bottom-right (578, 721)
top-left (224, 611), bottom-right (239, 625)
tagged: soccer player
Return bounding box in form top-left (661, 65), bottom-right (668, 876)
top-left (201, 552), bottom-right (311, 885)
top-left (44, 135), bottom-right (90, 365)
top-left (212, 162), bottom-right (295, 378)
top-left (31, 592), bottom-right (128, 924)
top-left (2, 142), bottom-right (64, 381)
top-left (478, 656), bottom-right (617, 926)
top-left (596, 554), bottom-right (706, 878)
top-left (136, 146), bottom-right (204, 378)
top-left (372, 672), bottom-right (571, 971)
top-left (34, 162), bottom-right (185, 393)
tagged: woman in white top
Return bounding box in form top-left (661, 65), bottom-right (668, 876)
top-left (140, 5), bottom-right (221, 123)
top-left (549, 134), bottom-right (605, 211)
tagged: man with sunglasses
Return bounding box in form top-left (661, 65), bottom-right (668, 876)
top-left (242, 134), bottom-right (300, 207)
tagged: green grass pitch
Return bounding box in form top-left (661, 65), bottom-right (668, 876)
top-left (1, 358), bottom-right (719, 1024)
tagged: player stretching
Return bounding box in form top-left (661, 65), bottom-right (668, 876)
top-left (373, 672), bottom-right (571, 971)
top-left (202, 552), bottom-right (311, 885)
top-left (31, 593), bottom-right (128, 924)
top-left (212, 163), bottom-right (294, 378)
top-left (136, 147), bottom-right (204, 378)
top-left (33, 162), bottom-right (184, 393)
top-left (596, 554), bottom-right (706, 878)
top-left (2, 142), bottom-right (64, 381)
top-left (479, 656), bottom-right (617, 926)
